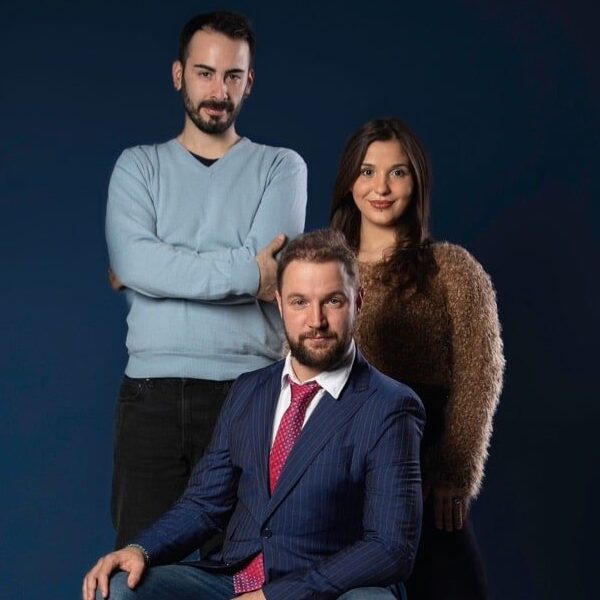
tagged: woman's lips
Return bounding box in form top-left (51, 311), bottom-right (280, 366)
top-left (369, 200), bottom-right (394, 209)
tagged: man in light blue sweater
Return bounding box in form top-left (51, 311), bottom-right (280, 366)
top-left (106, 11), bottom-right (307, 549)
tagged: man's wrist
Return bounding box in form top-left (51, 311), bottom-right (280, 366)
top-left (125, 543), bottom-right (150, 564)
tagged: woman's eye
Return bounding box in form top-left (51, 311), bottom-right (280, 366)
top-left (392, 169), bottom-right (408, 177)
top-left (360, 168), bottom-right (373, 177)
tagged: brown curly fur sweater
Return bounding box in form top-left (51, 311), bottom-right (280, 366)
top-left (356, 242), bottom-right (505, 498)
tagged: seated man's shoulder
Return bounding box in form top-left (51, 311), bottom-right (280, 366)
top-left (224, 360), bottom-right (286, 420)
top-left (367, 365), bottom-right (425, 417)
top-left (231, 358), bottom-right (286, 392)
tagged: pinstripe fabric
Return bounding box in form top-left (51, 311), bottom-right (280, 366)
top-left (234, 380), bottom-right (321, 593)
top-left (135, 351), bottom-right (425, 600)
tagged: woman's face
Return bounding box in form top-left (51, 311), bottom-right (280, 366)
top-left (351, 139), bottom-right (414, 229)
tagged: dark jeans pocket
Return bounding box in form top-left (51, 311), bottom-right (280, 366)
top-left (118, 376), bottom-right (146, 402)
top-left (113, 377), bottom-right (147, 457)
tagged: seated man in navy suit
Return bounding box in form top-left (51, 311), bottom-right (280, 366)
top-left (83, 229), bottom-right (425, 600)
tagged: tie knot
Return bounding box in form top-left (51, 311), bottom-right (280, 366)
top-left (289, 379), bottom-right (321, 408)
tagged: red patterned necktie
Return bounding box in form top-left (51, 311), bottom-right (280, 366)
top-left (233, 379), bottom-right (321, 595)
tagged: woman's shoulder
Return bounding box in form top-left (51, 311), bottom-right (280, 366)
top-left (432, 240), bottom-right (475, 262)
top-left (431, 241), bottom-right (494, 295)
top-left (432, 241), bottom-right (486, 273)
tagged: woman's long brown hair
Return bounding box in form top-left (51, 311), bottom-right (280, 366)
top-left (330, 118), bottom-right (437, 290)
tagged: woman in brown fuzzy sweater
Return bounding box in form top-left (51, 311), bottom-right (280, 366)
top-left (330, 118), bottom-right (504, 600)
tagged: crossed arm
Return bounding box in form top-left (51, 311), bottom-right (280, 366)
top-left (108, 233), bottom-right (285, 302)
top-left (105, 149), bottom-right (307, 302)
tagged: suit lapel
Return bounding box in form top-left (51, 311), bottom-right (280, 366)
top-left (263, 352), bottom-right (372, 521)
top-left (251, 364), bottom-right (283, 503)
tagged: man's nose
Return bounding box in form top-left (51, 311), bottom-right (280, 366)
top-left (209, 77), bottom-right (229, 100)
top-left (307, 304), bottom-right (326, 328)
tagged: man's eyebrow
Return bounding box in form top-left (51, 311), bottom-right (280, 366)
top-left (191, 64), bottom-right (246, 75)
top-left (192, 64), bottom-right (216, 72)
top-left (327, 291), bottom-right (348, 300)
top-left (286, 291), bottom-right (347, 300)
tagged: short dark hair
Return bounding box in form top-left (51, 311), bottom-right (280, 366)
top-left (178, 11), bottom-right (256, 66)
top-left (277, 230), bottom-right (358, 291)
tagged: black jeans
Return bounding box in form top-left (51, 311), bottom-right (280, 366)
top-left (406, 497), bottom-right (488, 600)
top-left (111, 376), bottom-right (233, 550)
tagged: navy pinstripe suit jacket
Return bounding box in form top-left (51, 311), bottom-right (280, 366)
top-left (135, 350), bottom-right (425, 600)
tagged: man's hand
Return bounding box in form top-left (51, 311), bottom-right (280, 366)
top-left (108, 268), bottom-right (125, 292)
top-left (430, 485), bottom-right (469, 532)
top-left (256, 234), bottom-right (286, 302)
top-left (233, 590), bottom-right (266, 600)
top-left (82, 546), bottom-right (146, 600)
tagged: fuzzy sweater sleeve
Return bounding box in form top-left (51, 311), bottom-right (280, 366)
top-left (429, 243), bottom-right (505, 497)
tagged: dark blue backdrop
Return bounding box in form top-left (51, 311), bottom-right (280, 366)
top-left (1, 1), bottom-right (598, 598)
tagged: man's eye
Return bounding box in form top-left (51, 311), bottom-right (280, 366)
top-left (328, 297), bottom-right (342, 306)
top-left (291, 299), bottom-right (306, 306)
top-left (199, 71), bottom-right (212, 78)
top-left (227, 74), bottom-right (242, 82)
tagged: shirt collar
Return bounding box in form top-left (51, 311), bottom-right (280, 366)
top-left (280, 340), bottom-right (356, 400)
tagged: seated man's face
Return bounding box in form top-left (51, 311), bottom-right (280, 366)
top-left (277, 260), bottom-right (357, 371)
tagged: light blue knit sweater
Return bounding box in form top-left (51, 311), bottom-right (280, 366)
top-left (106, 137), bottom-right (307, 379)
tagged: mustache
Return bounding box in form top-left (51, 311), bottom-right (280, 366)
top-left (198, 99), bottom-right (234, 112)
top-left (299, 331), bottom-right (336, 341)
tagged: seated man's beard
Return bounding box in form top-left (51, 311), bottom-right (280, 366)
top-left (285, 329), bottom-right (351, 372)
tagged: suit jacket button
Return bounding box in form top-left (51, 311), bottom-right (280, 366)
top-left (261, 527), bottom-right (272, 539)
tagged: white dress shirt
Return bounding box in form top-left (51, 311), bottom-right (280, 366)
top-left (271, 341), bottom-right (356, 446)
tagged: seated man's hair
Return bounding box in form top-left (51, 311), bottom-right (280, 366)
top-left (277, 229), bottom-right (358, 291)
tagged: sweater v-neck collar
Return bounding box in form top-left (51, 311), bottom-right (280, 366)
top-left (172, 136), bottom-right (250, 173)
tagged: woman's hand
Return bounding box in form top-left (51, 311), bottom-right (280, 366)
top-left (425, 483), bottom-right (469, 532)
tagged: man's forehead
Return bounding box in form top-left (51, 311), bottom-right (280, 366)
top-left (281, 260), bottom-right (352, 292)
top-left (187, 29), bottom-right (251, 61)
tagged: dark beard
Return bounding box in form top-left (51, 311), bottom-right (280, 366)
top-left (286, 330), bottom-right (351, 372)
top-left (181, 81), bottom-right (244, 135)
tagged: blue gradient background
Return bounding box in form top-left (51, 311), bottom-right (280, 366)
top-left (1, 1), bottom-right (598, 598)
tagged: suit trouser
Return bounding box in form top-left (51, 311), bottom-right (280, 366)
top-left (111, 376), bottom-right (233, 549)
top-left (99, 565), bottom-right (400, 600)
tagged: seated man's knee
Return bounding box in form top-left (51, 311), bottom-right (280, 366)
top-left (95, 572), bottom-right (134, 600)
